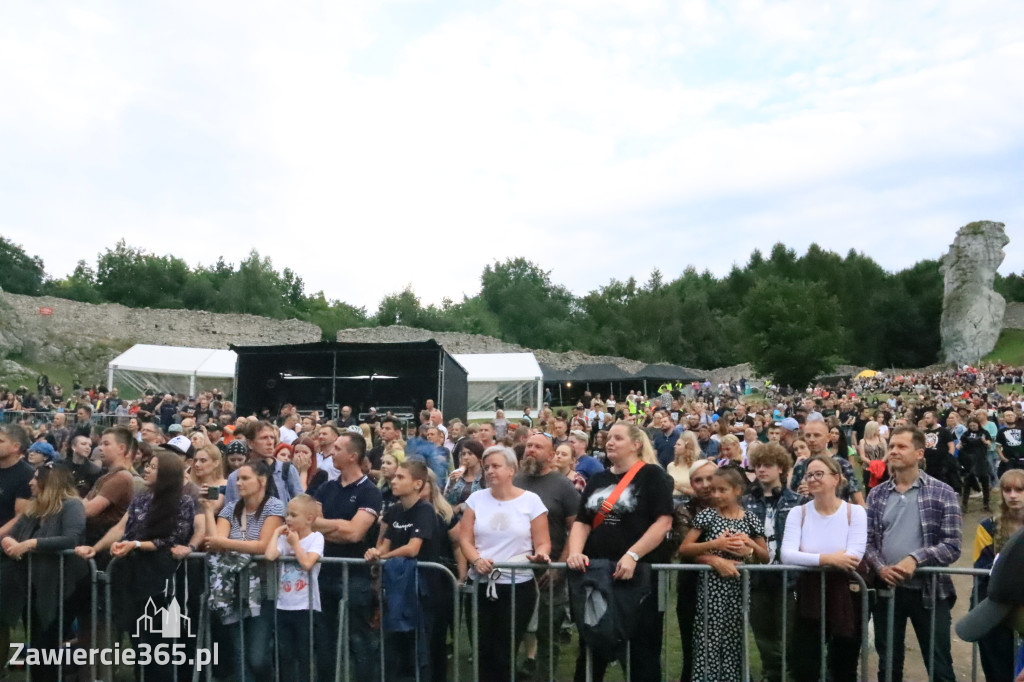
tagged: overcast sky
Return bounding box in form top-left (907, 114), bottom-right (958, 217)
top-left (2, 0), bottom-right (1021, 310)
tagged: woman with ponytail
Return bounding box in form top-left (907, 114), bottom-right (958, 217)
top-left (203, 459), bottom-right (284, 681)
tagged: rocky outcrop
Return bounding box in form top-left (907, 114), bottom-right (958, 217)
top-left (0, 292), bottom-right (322, 380)
top-left (940, 221), bottom-right (1010, 364)
top-left (1004, 302), bottom-right (1024, 331)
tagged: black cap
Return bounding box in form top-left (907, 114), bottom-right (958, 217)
top-left (956, 529), bottom-right (1024, 641)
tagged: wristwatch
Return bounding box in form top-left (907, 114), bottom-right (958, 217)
top-left (626, 550), bottom-right (640, 562)
top-left (135, 541), bottom-right (141, 550)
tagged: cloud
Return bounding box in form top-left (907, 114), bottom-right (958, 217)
top-left (0, 0), bottom-right (1020, 309)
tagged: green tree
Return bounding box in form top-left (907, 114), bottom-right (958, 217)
top-left (44, 260), bottom-right (102, 302)
top-left (0, 236), bottom-right (45, 295)
top-left (95, 241), bottom-right (190, 308)
top-left (742, 277), bottom-right (845, 387)
top-left (300, 292), bottom-right (367, 340)
top-left (216, 251), bottom-right (294, 317)
top-left (480, 257), bottom-right (576, 349)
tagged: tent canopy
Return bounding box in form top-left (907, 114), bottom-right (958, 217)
top-left (451, 353), bottom-right (542, 382)
top-left (632, 363), bottom-right (703, 382)
top-left (452, 353), bottom-right (543, 418)
top-left (856, 369), bottom-right (880, 378)
top-left (108, 345), bottom-right (237, 378)
top-left (107, 344), bottom-right (237, 398)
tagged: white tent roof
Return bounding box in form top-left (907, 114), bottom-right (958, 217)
top-left (451, 353), bottom-right (543, 382)
top-left (108, 344), bottom-right (237, 379)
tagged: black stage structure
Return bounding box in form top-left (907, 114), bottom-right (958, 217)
top-left (232, 341), bottom-right (468, 424)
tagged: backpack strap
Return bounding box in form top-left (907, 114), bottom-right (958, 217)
top-left (593, 461), bottom-right (645, 528)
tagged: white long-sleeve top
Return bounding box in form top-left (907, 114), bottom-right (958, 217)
top-left (780, 500), bottom-right (867, 566)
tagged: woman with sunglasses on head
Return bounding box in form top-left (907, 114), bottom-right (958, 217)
top-left (781, 454), bottom-right (867, 682)
top-left (566, 422), bottom-right (674, 682)
top-left (458, 445), bottom-right (550, 682)
top-left (1, 464), bottom-right (85, 682)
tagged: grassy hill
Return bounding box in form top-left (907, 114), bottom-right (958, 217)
top-left (983, 329), bottom-right (1024, 365)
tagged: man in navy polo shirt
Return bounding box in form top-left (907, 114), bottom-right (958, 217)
top-left (313, 431), bottom-right (383, 682)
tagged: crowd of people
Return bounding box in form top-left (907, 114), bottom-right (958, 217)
top-left (0, 362), bottom-right (1023, 681)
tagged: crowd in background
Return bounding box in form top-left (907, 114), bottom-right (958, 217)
top-left (0, 361), bottom-right (1022, 681)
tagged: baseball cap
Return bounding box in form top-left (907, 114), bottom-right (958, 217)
top-left (160, 435), bottom-right (196, 459)
top-left (346, 425), bottom-right (362, 434)
top-left (168, 424), bottom-right (184, 434)
top-left (956, 531), bottom-right (1024, 641)
top-left (775, 417), bottom-right (800, 432)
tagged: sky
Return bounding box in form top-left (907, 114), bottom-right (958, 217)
top-left (1, 0), bottom-right (1022, 311)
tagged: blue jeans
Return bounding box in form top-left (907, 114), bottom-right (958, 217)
top-left (317, 569), bottom-right (380, 682)
top-left (215, 600), bottom-right (275, 681)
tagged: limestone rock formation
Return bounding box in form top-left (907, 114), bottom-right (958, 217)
top-left (940, 221), bottom-right (1009, 364)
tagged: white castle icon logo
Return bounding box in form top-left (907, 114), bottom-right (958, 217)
top-left (133, 596), bottom-right (194, 638)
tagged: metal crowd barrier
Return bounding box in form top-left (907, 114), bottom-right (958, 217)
top-left (0, 410), bottom-right (123, 428)
top-left (1, 553), bottom-right (1012, 682)
top-left (0, 548), bottom-right (99, 682)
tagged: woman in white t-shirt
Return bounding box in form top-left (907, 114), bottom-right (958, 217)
top-left (781, 455), bottom-right (867, 682)
top-left (458, 446), bottom-right (550, 682)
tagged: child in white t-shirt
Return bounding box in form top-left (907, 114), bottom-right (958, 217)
top-left (266, 494), bottom-right (324, 680)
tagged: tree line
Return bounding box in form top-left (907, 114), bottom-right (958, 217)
top-left (2, 236), bottom-right (1022, 387)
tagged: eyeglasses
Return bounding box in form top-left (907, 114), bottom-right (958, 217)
top-left (805, 470), bottom-right (837, 481)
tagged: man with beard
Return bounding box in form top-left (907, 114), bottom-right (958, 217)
top-left (652, 410), bottom-right (680, 468)
top-left (695, 424), bottom-right (719, 459)
top-left (515, 433), bottom-right (579, 679)
top-left (922, 411), bottom-right (960, 490)
top-left (674, 460), bottom-right (718, 682)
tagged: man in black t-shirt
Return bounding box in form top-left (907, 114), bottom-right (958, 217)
top-left (312, 432), bottom-right (382, 682)
top-left (996, 410), bottom-right (1024, 477)
top-left (65, 433), bottom-right (102, 499)
top-left (923, 411), bottom-right (959, 490)
top-left (0, 424), bottom-right (33, 532)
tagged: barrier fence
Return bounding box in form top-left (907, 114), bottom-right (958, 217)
top-left (0, 410), bottom-right (124, 429)
top-left (0, 552), bottom-right (1016, 682)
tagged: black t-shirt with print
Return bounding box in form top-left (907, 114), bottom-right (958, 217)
top-left (925, 425), bottom-right (954, 456)
top-left (384, 499), bottom-right (439, 562)
top-left (577, 463), bottom-right (673, 562)
top-left (997, 427), bottom-right (1024, 462)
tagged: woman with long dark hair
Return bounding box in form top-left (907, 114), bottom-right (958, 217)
top-left (202, 460), bottom-right (285, 681)
top-left (80, 450), bottom-right (195, 682)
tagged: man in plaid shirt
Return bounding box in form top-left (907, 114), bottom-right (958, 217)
top-left (864, 425), bottom-right (962, 682)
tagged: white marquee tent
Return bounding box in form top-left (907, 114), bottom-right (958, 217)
top-left (451, 353), bottom-right (543, 420)
top-left (107, 344), bottom-right (237, 398)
